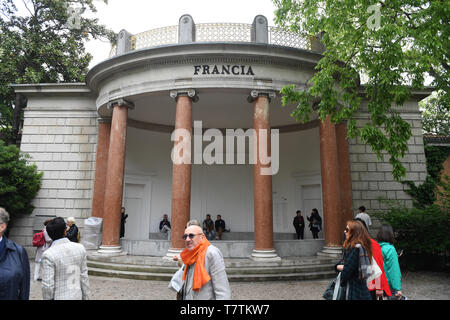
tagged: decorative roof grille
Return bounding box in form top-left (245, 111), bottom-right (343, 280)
top-left (196, 23), bottom-right (252, 43)
top-left (269, 26), bottom-right (311, 50)
top-left (109, 16), bottom-right (323, 57)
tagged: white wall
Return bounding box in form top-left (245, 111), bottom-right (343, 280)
top-left (124, 126), bottom-right (322, 239)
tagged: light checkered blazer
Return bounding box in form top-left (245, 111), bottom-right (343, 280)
top-left (41, 238), bottom-right (90, 300)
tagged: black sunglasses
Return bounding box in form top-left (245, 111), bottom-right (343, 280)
top-left (182, 233), bottom-right (202, 240)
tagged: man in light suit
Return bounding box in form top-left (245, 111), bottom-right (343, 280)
top-left (180, 225), bottom-right (231, 300)
top-left (41, 217), bottom-right (90, 300)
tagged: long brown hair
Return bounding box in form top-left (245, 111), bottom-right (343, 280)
top-left (343, 220), bottom-right (372, 261)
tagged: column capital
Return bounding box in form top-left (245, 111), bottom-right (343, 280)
top-left (247, 90), bottom-right (276, 103)
top-left (106, 98), bottom-right (135, 110)
top-left (170, 89), bottom-right (199, 103)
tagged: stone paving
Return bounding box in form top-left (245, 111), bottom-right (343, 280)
top-left (29, 262), bottom-right (449, 300)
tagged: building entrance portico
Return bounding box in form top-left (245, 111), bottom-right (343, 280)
top-left (82, 14), bottom-right (354, 260)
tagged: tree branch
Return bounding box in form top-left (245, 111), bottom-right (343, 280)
top-left (21, 0), bottom-right (34, 17)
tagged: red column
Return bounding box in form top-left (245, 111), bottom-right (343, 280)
top-left (336, 122), bottom-right (353, 242)
top-left (98, 100), bottom-right (133, 255)
top-left (91, 119), bottom-right (111, 219)
top-left (165, 90), bottom-right (197, 258)
top-left (319, 116), bottom-right (343, 250)
top-left (249, 91), bottom-right (280, 261)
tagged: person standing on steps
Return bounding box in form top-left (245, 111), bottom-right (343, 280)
top-left (214, 215), bottom-right (226, 240)
top-left (120, 207), bottom-right (128, 238)
top-left (307, 208), bottom-right (322, 239)
top-left (293, 210), bottom-right (305, 240)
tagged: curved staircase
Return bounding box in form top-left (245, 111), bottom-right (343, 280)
top-left (87, 253), bottom-right (338, 281)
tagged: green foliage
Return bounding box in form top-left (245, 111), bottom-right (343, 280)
top-left (402, 145), bottom-right (450, 208)
top-left (373, 204), bottom-right (450, 257)
top-left (273, 0), bottom-right (449, 181)
top-left (375, 144), bottom-right (449, 269)
top-left (0, 140), bottom-right (42, 216)
top-left (420, 91), bottom-right (450, 135)
top-left (0, 0), bottom-right (116, 144)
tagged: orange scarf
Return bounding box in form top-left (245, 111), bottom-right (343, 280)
top-left (180, 238), bottom-right (211, 291)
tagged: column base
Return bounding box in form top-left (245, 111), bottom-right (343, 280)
top-left (250, 249), bottom-right (281, 262)
top-left (97, 245), bottom-right (126, 256)
top-left (162, 248), bottom-right (183, 262)
top-left (317, 246), bottom-right (342, 258)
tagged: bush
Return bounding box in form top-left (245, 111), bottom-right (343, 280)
top-left (373, 204), bottom-right (450, 270)
top-left (0, 140), bottom-right (42, 216)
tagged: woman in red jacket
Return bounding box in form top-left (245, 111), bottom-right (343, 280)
top-left (354, 218), bottom-right (392, 300)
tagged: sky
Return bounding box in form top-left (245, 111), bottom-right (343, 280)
top-left (83, 0), bottom-right (278, 68)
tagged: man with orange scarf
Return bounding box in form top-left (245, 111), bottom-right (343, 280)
top-left (179, 225), bottom-right (231, 300)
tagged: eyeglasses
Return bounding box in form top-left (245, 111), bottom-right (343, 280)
top-left (182, 233), bottom-right (203, 240)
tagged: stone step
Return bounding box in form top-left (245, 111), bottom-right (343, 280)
top-left (87, 254), bottom-right (338, 282)
top-left (88, 266), bottom-right (336, 282)
top-left (87, 261), bottom-right (179, 274)
top-left (86, 252), bottom-right (338, 267)
top-left (87, 260), bottom-right (336, 275)
top-left (88, 267), bottom-right (174, 281)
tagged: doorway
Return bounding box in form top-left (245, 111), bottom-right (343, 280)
top-left (123, 175), bottom-right (152, 240)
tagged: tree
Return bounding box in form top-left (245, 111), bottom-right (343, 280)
top-left (0, 0), bottom-right (116, 145)
top-left (273, 0), bottom-right (449, 181)
top-left (0, 140), bottom-right (42, 217)
top-left (420, 91), bottom-right (450, 135)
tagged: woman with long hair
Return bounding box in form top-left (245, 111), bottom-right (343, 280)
top-left (335, 220), bottom-right (373, 300)
top-left (377, 224), bottom-right (405, 300)
top-left (307, 208), bottom-right (322, 239)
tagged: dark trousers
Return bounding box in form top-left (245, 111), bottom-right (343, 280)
top-left (295, 228), bottom-right (304, 239)
top-left (311, 228), bottom-right (319, 239)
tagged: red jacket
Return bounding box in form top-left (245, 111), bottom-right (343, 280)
top-left (369, 239), bottom-right (392, 296)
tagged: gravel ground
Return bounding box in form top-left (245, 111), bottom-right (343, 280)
top-left (29, 262), bottom-right (450, 300)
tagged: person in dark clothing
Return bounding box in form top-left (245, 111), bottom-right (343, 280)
top-left (202, 214), bottom-right (215, 240)
top-left (120, 207), bottom-right (128, 238)
top-left (65, 217), bottom-right (79, 242)
top-left (293, 210), bottom-right (305, 239)
top-left (0, 207), bottom-right (30, 300)
top-left (159, 214), bottom-right (171, 240)
top-left (335, 220), bottom-right (372, 300)
top-left (215, 215), bottom-right (226, 240)
top-left (307, 208), bottom-right (322, 239)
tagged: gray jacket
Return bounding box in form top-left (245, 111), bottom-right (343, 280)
top-left (182, 245), bottom-right (231, 300)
